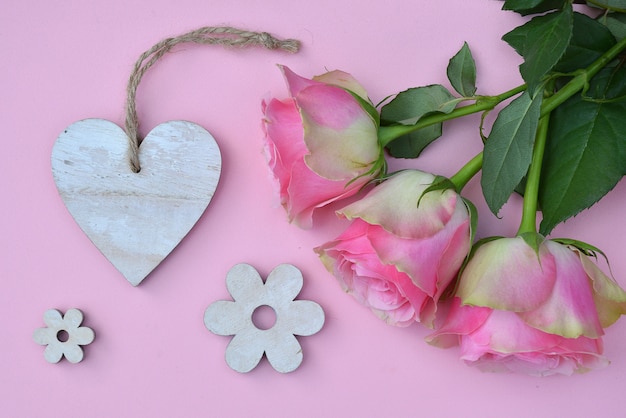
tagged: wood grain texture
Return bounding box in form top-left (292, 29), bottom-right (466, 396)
top-left (204, 264), bottom-right (325, 373)
top-left (32, 308), bottom-right (95, 363)
top-left (51, 119), bottom-right (221, 286)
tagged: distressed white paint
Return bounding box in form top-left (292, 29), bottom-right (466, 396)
top-left (32, 308), bottom-right (95, 363)
top-left (51, 119), bottom-right (221, 286)
top-left (204, 264), bottom-right (325, 373)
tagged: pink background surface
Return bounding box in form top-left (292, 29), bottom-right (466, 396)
top-left (2, 1), bottom-right (626, 416)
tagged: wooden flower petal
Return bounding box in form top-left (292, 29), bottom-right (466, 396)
top-left (205, 264), bottom-right (324, 372)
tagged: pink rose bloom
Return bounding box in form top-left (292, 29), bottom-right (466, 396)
top-left (262, 66), bottom-right (381, 228)
top-left (428, 237), bottom-right (626, 376)
top-left (315, 170), bottom-right (472, 327)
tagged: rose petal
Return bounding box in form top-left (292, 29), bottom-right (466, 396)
top-left (366, 225), bottom-right (442, 296)
top-left (262, 97), bottom-right (307, 196)
top-left (339, 171), bottom-right (458, 239)
top-left (458, 237), bottom-right (557, 312)
top-left (518, 241), bottom-right (604, 339)
top-left (286, 158), bottom-right (366, 228)
top-left (435, 210), bottom-right (473, 295)
top-left (351, 252), bottom-right (428, 326)
top-left (316, 220), bottom-right (429, 326)
top-left (575, 247), bottom-right (626, 328)
top-left (367, 203), bottom-right (470, 297)
top-left (426, 297), bottom-right (491, 348)
top-left (467, 348), bottom-right (607, 376)
top-left (280, 65), bottom-right (320, 97)
top-left (265, 65), bottom-right (379, 227)
top-left (281, 65), bottom-right (378, 180)
top-left (469, 309), bottom-right (564, 354)
top-left (313, 70), bottom-right (370, 101)
top-left (298, 85), bottom-right (379, 180)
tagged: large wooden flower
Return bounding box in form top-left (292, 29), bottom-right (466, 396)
top-left (205, 264), bottom-right (325, 373)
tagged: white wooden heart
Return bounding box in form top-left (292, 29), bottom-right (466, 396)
top-left (51, 119), bottom-right (221, 286)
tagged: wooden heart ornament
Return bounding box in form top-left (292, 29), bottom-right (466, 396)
top-left (51, 119), bottom-right (222, 286)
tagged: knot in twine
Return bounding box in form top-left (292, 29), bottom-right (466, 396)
top-left (124, 26), bottom-right (300, 173)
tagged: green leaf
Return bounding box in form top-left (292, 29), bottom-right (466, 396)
top-left (381, 85), bottom-right (457, 158)
top-left (587, 0), bottom-right (626, 12)
top-left (345, 89), bottom-right (380, 127)
top-left (551, 237), bottom-right (614, 275)
top-left (502, 7), bottom-right (574, 95)
top-left (551, 237), bottom-right (607, 259)
top-left (597, 66), bottom-right (626, 99)
top-left (481, 91), bottom-right (543, 215)
top-left (385, 125), bottom-right (443, 158)
top-left (554, 12), bottom-right (617, 73)
top-left (503, 0), bottom-right (544, 10)
top-left (447, 42), bottom-right (477, 97)
top-left (503, 0), bottom-right (568, 15)
top-left (538, 65), bottom-right (626, 235)
top-left (602, 13), bottom-right (626, 40)
top-left (418, 175), bottom-right (458, 207)
top-left (380, 85), bottom-right (457, 125)
top-left (519, 231), bottom-right (546, 254)
top-left (463, 197), bottom-right (479, 243)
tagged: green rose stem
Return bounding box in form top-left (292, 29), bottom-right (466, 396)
top-left (378, 35), bottom-right (626, 221)
top-left (449, 152), bottom-right (483, 192)
top-left (516, 35), bottom-right (626, 236)
top-left (378, 84), bottom-right (526, 148)
top-left (378, 35), bottom-right (626, 149)
top-left (541, 34), bottom-right (626, 116)
top-left (516, 115), bottom-right (550, 236)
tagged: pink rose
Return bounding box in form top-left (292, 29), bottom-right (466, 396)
top-left (262, 66), bottom-right (381, 228)
top-left (315, 170), bottom-right (472, 327)
top-left (428, 237), bottom-right (626, 376)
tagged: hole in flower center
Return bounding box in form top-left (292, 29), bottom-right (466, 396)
top-left (56, 329), bottom-right (70, 343)
top-left (252, 305), bottom-right (277, 330)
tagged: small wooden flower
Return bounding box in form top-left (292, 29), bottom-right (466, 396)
top-left (33, 309), bottom-right (95, 363)
top-left (204, 263), bottom-right (325, 373)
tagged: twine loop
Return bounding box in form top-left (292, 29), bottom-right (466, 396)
top-left (124, 26), bottom-right (300, 172)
